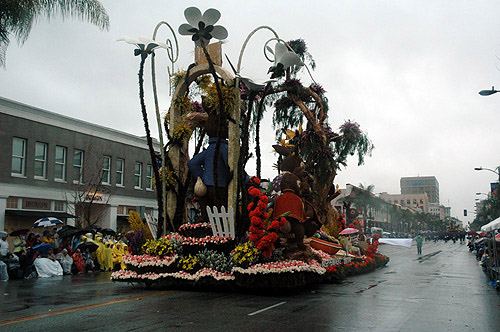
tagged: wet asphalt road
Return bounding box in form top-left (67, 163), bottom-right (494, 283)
top-left (1, 241), bottom-right (499, 332)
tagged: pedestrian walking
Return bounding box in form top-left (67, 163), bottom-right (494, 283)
top-left (415, 234), bottom-right (423, 255)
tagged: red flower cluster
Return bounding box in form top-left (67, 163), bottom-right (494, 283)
top-left (366, 234), bottom-right (380, 259)
top-left (247, 178), bottom-right (285, 258)
top-left (338, 213), bottom-right (346, 230)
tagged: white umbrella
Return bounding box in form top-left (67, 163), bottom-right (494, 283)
top-left (32, 217), bottom-right (63, 228)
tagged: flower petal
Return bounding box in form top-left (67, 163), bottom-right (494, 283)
top-left (279, 52), bottom-right (303, 69)
top-left (211, 25), bottom-right (228, 40)
top-left (179, 23), bottom-right (194, 36)
top-left (184, 7), bottom-right (202, 27)
top-left (117, 36), bottom-right (140, 45)
top-left (202, 8), bottom-right (221, 26)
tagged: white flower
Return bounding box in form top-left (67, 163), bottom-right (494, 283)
top-left (178, 7), bottom-right (228, 47)
top-left (117, 36), bottom-right (168, 57)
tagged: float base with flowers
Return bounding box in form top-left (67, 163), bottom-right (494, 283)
top-left (111, 219), bottom-right (389, 290)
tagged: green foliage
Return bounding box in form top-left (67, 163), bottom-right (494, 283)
top-left (196, 249), bottom-right (234, 273)
top-left (334, 120), bottom-right (374, 167)
top-left (471, 196), bottom-right (500, 230)
top-left (0, 0), bottom-right (109, 66)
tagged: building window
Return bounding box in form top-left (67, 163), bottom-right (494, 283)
top-left (34, 142), bottom-right (48, 179)
top-left (134, 162), bottom-right (142, 189)
top-left (7, 197), bottom-right (18, 209)
top-left (146, 164), bottom-right (153, 190)
top-left (73, 150), bottom-right (84, 183)
top-left (55, 146), bottom-right (67, 181)
top-left (102, 156), bottom-right (111, 184)
top-left (54, 201), bottom-right (64, 211)
top-left (117, 206), bottom-right (125, 215)
top-left (11, 137), bottom-right (26, 176)
top-left (116, 159), bottom-right (124, 186)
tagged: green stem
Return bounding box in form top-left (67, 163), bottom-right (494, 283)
top-left (139, 54), bottom-right (165, 236)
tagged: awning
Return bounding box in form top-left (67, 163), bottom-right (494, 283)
top-left (5, 210), bottom-right (76, 219)
top-left (481, 216), bottom-right (500, 232)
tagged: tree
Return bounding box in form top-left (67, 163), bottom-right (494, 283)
top-left (471, 195), bottom-right (500, 230)
top-left (0, 0), bottom-right (109, 66)
top-left (64, 142), bottom-right (113, 228)
top-left (345, 184), bottom-right (384, 231)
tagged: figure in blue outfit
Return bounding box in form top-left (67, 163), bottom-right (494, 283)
top-left (188, 115), bottom-right (229, 222)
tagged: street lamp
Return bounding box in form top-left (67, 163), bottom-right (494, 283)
top-left (479, 86), bottom-right (500, 96)
top-left (474, 166), bottom-right (500, 175)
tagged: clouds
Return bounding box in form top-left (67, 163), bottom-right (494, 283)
top-left (1, 0), bottom-right (499, 225)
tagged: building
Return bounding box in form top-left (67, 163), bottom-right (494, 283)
top-left (400, 176), bottom-right (439, 204)
top-left (0, 97), bottom-right (158, 235)
top-left (379, 192), bottom-right (430, 213)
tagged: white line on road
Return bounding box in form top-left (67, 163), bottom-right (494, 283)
top-left (248, 301), bottom-right (287, 316)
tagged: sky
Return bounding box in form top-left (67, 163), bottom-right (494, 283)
top-left (1, 0), bottom-right (500, 226)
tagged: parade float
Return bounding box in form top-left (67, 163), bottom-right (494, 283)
top-left (112, 7), bottom-right (389, 290)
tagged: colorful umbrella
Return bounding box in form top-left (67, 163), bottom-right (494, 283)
top-left (495, 234), bottom-right (500, 242)
top-left (339, 227), bottom-right (359, 235)
top-left (32, 217), bottom-right (63, 228)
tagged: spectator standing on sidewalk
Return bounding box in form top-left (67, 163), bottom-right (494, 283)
top-left (415, 233), bottom-right (423, 255)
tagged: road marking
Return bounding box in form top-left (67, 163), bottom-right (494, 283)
top-left (248, 301), bottom-right (287, 316)
top-left (0, 290), bottom-right (173, 327)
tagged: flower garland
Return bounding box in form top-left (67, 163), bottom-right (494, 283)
top-left (247, 177), bottom-right (286, 258)
top-left (123, 254), bottom-right (177, 268)
top-left (232, 259), bottom-right (326, 275)
top-left (111, 268), bottom-right (235, 282)
top-left (178, 222), bottom-right (211, 232)
top-left (164, 233), bottom-right (232, 246)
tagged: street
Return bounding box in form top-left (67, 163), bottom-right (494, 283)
top-left (1, 241), bottom-right (499, 332)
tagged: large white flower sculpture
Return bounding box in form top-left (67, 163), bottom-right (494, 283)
top-left (117, 36), bottom-right (168, 58)
top-left (267, 42), bottom-right (303, 78)
top-left (178, 7), bottom-right (228, 46)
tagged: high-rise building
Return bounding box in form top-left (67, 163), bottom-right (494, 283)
top-left (400, 176), bottom-right (439, 204)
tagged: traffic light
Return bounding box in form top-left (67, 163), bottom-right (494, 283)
top-left (464, 209), bottom-right (467, 216)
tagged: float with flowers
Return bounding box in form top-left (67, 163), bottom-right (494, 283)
top-left (112, 6), bottom-right (389, 291)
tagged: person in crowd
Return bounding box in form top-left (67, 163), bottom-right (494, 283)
top-left (33, 249), bottom-right (63, 278)
top-left (0, 260), bottom-right (8, 281)
top-left (56, 249), bottom-right (73, 275)
top-left (94, 235), bottom-right (106, 271)
top-left (103, 241), bottom-right (114, 271)
top-left (82, 247), bottom-right (95, 272)
top-left (72, 248), bottom-right (86, 274)
top-left (0, 231), bottom-right (9, 261)
top-left (7, 252), bottom-right (21, 279)
top-left (13, 234), bottom-right (27, 255)
top-left (72, 235), bottom-right (82, 252)
top-left (26, 233), bottom-right (36, 248)
top-left (415, 233), bottom-right (423, 255)
top-left (52, 228), bottom-right (60, 251)
top-left (112, 242), bottom-right (126, 270)
top-left (42, 230), bottom-right (55, 247)
top-left (34, 234), bottom-right (42, 246)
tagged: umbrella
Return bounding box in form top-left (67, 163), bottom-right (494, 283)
top-left (10, 229), bottom-right (29, 237)
top-left (32, 217), bottom-right (63, 228)
top-left (57, 225), bottom-right (78, 238)
top-left (101, 228), bottom-right (116, 236)
top-left (339, 227), bottom-right (359, 235)
top-left (32, 243), bottom-right (53, 253)
top-left (495, 234), bottom-right (500, 242)
top-left (77, 242), bottom-right (99, 252)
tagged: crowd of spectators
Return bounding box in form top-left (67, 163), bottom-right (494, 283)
top-left (0, 228), bottom-right (129, 281)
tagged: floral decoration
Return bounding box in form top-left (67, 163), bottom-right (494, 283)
top-left (123, 254), bottom-right (177, 268)
top-left (178, 7), bottom-right (228, 47)
top-left (231, 241), bottom-right (260, 267)
top-left (232, 259), bottom-right (326, 275)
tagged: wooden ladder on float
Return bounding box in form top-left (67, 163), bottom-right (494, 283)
top-left (206, 206), bottom-right (235, 239)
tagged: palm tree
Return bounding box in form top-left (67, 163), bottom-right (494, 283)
top-left (0, 0), bottom-right (109, 66)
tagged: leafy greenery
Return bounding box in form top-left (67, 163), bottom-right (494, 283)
top-left (196, 249), bottom-right (234, 273)
top-left (0, 0), bottom-right (109, 66)
top-left (471, 195), bottom-right (500, 230)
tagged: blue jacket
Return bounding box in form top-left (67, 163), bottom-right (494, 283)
top-left (188, 137), bottom-right (229, 187)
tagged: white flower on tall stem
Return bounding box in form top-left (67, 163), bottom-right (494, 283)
top-left (117, 36), bottom-right (168, 59)
top-left (178, 7), bottom-right (228, 47)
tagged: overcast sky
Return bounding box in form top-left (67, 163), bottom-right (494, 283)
top-left (2, 0), bottom-right (500, 226)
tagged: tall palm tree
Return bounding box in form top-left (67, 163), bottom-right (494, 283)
top-left (0, 0), bottom-right (109, 66)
